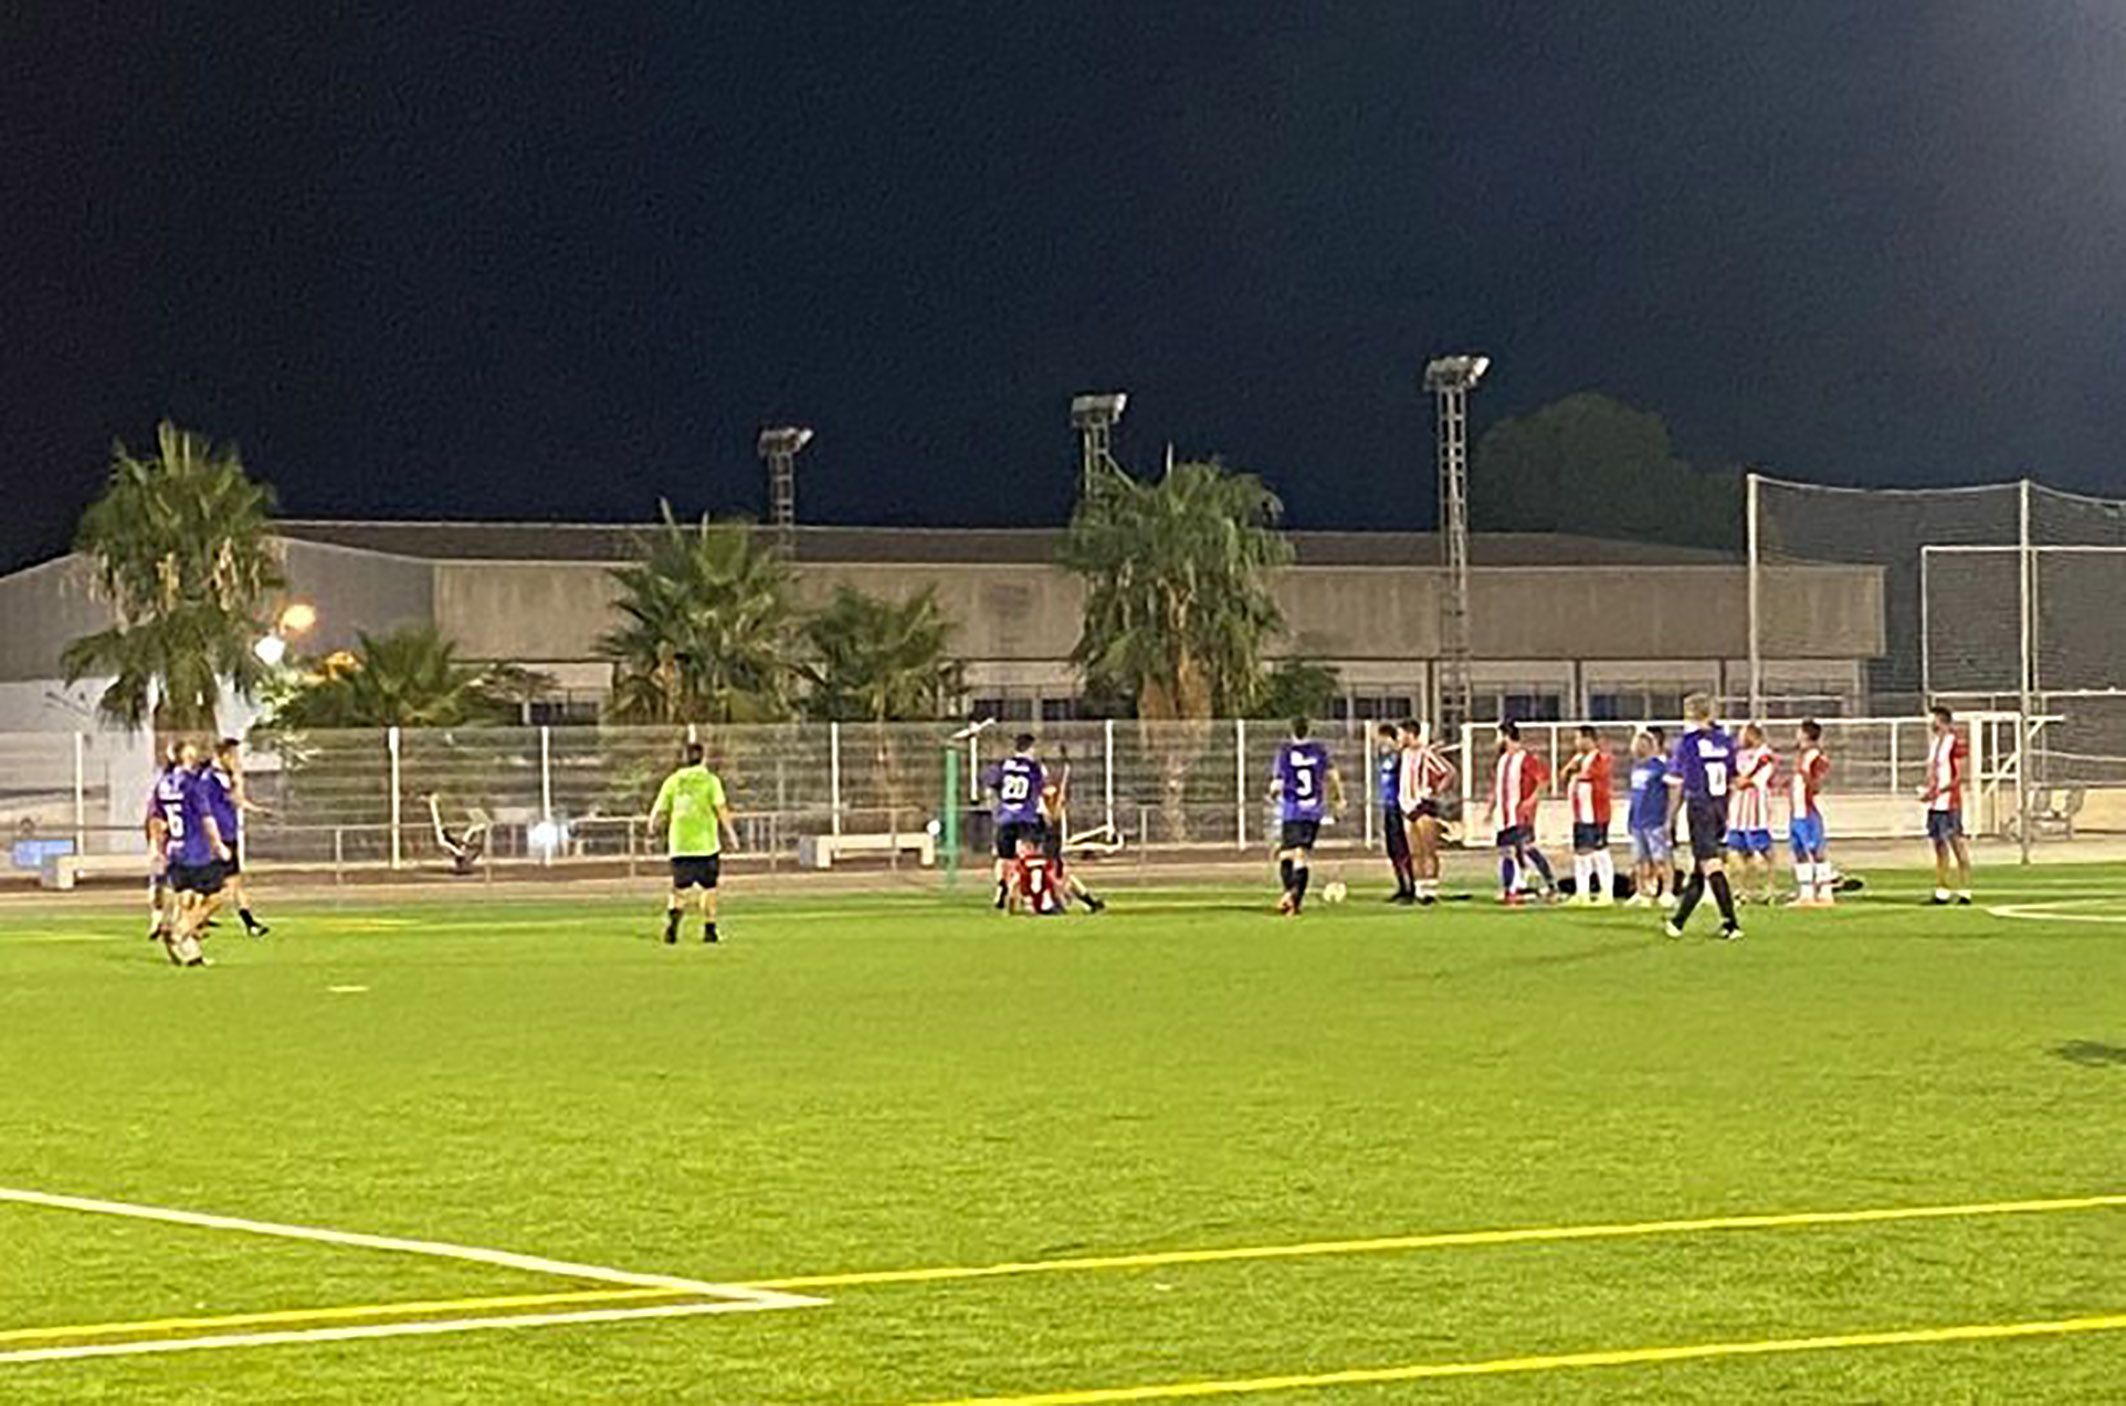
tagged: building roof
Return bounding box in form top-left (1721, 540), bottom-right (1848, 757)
top-left (271, 520), bottom-right (1744, 568)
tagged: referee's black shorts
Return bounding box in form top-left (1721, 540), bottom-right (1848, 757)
top-left (1685, 798), bottom-right (1730, 863)
top-left (1383, 808), bottom-right (1411, 862)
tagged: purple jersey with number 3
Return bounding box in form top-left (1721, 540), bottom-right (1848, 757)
top-left (1274, 741), bottom-right (1332, 822)
top-left (1668, 726), bottom-right (1737, 803)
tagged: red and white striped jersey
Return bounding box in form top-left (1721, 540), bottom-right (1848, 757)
top-left (1788, 746), bottom-right (1830, 820)
top-left (1568, 750), bottom-right (1613, 826)
top-left (1925, 730), bottom-right (1966, 812)
top-left (1490, 747), bottom-right (1542, 825)
top-left (1399, 745), bottom-right (1456, 813)
top-left (1730, 746), bottom-right (1776, 830)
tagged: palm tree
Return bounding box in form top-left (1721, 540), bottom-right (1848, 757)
top-left (266, 625), bottom-right (515, 729)
top-left (598, 506), bottom-right (801, 724)
top-left (61, 422), bottom-right (284, 732)
top-left (800, 586), bottom-right (963, 723)
top-left (1060, 457), bottom-right (1291, 719)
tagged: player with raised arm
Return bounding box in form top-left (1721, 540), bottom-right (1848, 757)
top-left (1562, 725), bottom-right (1616, 905)
top-left (1788, 719), bottom-right (1835, 906)
top-left (1725, 722), bottom-right (1777, 904)
top-left (1625, 729), bottom-right (1672, 908)
top-left (1922, 704), bottom-right (1974, 905)
top-left (1662, 693), bottom-right (1744, 941)
top-left (1397, 719), bottom-right (1455, 905)
top-left (649, 742), bottom-right (739, 944)
top-left (208, 738), bottom-right (269, 937)
top-left (1375, 724), bottom-right (1416, 904)
top-left (1038, 748), bottom-right (1106, 913)
top-left (1488, 722), bottom-right (1554, 904)
top-left (981, 735), bottom-right (1046, 911)
top-left (1269, 718), bottom-right (1342, 915)
top-left (163, 741), bottom-right (231, 967)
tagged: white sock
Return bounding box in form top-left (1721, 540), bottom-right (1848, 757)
top-left (1594, 850), bottom-right (1615, 895)
top-left (1572, 854), bottom-right (1590, 896)
top-left (1793, 862), bottom-right (1812, 901)
top-left (1936, 887), bottom-right (1952, 902)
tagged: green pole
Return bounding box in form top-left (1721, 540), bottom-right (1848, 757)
top-left (942, 744), bottom-right (961, 889)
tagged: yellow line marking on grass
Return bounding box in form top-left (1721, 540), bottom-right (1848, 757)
top-left (901, 1311), bottom-right (2126, 1405)
top-left (0, 1286), bottom-right (682, 1345)
top-left (749, 1192), bottom-right (2126, 1291)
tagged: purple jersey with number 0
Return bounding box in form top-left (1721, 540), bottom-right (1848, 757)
top-left (1668, 726), bottom-right (1736, 804)
top-left (1275, 740), bottom-right (1332, 822)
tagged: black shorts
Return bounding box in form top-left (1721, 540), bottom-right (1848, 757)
top-left (996, 819), bottom-right (1046, 861)
top-left (1495, 825), bottom-right (1529, 850)
top-left (670, 855), bottom-right (721, 890)
top-left (1383, 809), bottom-right (1411, 861)
top-left (1407, 799), bottom-right (1441, 822)
top-left (1572, 823), bottom-right (1609, 853)
top-left (170, 861), bottom-right (224, 897)
top-left (1279, 819), bottom-right (1321, 852)
top-left (216, 853), bottom-right (242, 879)
top-left (1685, 798), bottom-right (1729, 863)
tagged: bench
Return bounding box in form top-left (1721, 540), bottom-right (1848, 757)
top-left (40, 852), bottom-right (151, 891)
top-left (797, 832), bottom-right (937, 871)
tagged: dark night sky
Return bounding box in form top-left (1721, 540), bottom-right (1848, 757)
top-left (5, 2), bottom-right (2124, 570)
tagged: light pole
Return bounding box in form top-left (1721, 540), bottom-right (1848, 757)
top-left (1424, 355), bottom-right (1489, 746)
top-left (1070, 392), bottom-right (1128, 494)
top-left (757, 426), bottom-right (814, 559)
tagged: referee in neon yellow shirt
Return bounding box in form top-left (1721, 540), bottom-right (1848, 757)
top-left (649, 742), bottom-right (739, 944)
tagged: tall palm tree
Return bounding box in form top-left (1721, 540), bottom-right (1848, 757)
top-left (800, 586), bottom-right (963, 723)
top-left (61, 422), bottom-right (284, 732)
top-left (1060, 458), bottom-right (1291, 719)
top-left (598, 506), bottom-right (801, 724)
top-left (265, 625), bottom-right (515, 729)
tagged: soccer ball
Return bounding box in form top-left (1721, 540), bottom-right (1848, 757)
top-left (1322, 880), bottom-right (1349, 904)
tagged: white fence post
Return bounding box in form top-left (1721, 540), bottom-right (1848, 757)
top-left (387, 726), bottom-right (402, 870)
top-left (1362, 725), bottom-right (1375, 849)
top-left (72, 731), bottom-right (86, 854)
top-left (539, 725), bottom-right (553, 867)
top-left (1103, 718), bottom-right (1116, 836)
top-left (1235, 719), bottom-right (1248, 851)
top-left (829, 721), bottom-right (843, 836)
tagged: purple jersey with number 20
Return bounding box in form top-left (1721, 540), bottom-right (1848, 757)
top-left (1275, 741), bottom-right (1332, 822)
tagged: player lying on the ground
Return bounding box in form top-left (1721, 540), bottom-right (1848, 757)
top-left (1922, 704), bottom-right (1975, 905)
top-left (650, 742), bottom-right (739, 944)
top-left (426, 794), bottom-right (489, 875)
top-left (1725, 721), bottom-right (1778, 904)
top-left (1561, 725), bottom-right (1616, 906)
top-left (1489, 722), bottom-right (1555, 904)
top-left (1269, 717), bottom-right (1342, 915)
top-left (1663, 693), bottom-right (1744, 941)
top-left (1397, 719), bottom-right (1455, 906)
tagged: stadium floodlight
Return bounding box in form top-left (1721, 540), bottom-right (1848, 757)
top-left (756, 426), bottom-right (814, 557)
top-left (1424, 353), bottom-right (1491, 743)
top-left (1070, 392), bottom-right (1128, 492)
top-left (277, 601), bottom-right (318, 636)
top-left (253, 633), bottom-right (289, 667)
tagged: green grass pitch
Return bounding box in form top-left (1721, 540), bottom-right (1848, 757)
top-left (2, 866), bottom-right (2124, 1403)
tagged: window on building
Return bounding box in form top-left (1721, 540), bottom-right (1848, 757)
top-left (971, 697), bottom-right (1035, 723)
top-left (1040, 697), bottom-right (1078, 723)
top-left (1589, 689), bottom-right (1686, 723)
top-left (1488, 690), bottom-right (1563, 723)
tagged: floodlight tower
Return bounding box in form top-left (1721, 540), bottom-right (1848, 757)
top-left (757, 425), bottom-right (813, 558)
top-left (1070, 392), bottom-right (1128, 493)
top-left (1423, 354), bottom-right (1490, 744)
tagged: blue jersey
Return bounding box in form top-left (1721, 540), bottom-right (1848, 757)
top-left (985, 756), bottom-right (1046, 825)
top-left (1627, 756), bottom-right (1668, 829)
top-left (1377, 748), bottom-right (1401, 810)
top-left (173, 767), bottom-right (220, 866)
top-left (206, 766), bottom-right (241, 841)
top-left (1668, 726), bottom-right (1737, 804)
top-left (1274, 740), bottom-right (1333, 823)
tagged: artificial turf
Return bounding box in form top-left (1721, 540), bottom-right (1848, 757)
top-left (1, 865), bottom-right (2123, 1403)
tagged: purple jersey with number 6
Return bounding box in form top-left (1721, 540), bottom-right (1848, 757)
top-left (1668, 726), bottom-right (1736, 803)
top-left (1274, 741), bottom-right (1332, 822)
top-left (174, 767), bottom-right (219, 866)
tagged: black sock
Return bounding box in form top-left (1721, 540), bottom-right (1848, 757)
top-left (664, 910), bottom-right (680, 937)
top-left (239, 907), bottom-right (258, 931)
top-left (1674, 871), bottom-right (1705, 924)
top-left (1294, 866), bottom-right (1311, 906)
top-left (1709, 871), bottom-right (1738, 926)
top-left (1279, 858), bottom-right (1295, 892)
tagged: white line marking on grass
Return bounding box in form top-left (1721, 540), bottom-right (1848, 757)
top-left (0, 1187), bottom-right (819, 1309)
top-left (0, 1298), bottom-right (784, 1366)
top-left (326, 984), bottom-right (369, 993)
top-left (1989, 898), bottom-right (2126, 925)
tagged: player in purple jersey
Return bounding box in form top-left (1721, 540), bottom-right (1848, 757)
top-left (156, 742), bottom-right (230, 966)
top-left (209, 738), bottom-right (269, 936)
top-left (1267, 718), bottom-right (1343, 915)
top-left (981, 735), bottom-right (1048, 910)
top-left (1662, 693), bottom-right (1744, 941)
top-left (145, 741), bottom-right (184, 943)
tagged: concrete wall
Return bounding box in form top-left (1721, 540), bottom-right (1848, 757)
top-left (0, 557), bottom-right (115, 682)
top-left (281, 541), bottom-right (435, 654)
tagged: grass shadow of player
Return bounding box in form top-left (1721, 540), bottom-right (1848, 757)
top-left (2053, 1039), bottom-right (2126, 1069)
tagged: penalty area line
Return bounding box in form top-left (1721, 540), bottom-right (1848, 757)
top-left (0, 1286), bottom-right (685, 1346)
top-left (901, 1310), bottom-right (2126, 1405)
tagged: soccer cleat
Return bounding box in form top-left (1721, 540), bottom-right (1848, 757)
top-left (1955, 894), bottom-right (1973, 906)
top-left (1391, 892), bottom-right (1416, 906)
top-left (1662, 919), bottom-right (1685, 939)
top-left (1498, 891), bottom-right (1523, 907)
top-left (1085, 895), bottom-right (1107, 914)
top-left (1417, 894), bottom-right (1437, 907)
top-left (1720, 923), bottom-right (1744, 942)
top-left (703, 926), bottom-right (720, 943)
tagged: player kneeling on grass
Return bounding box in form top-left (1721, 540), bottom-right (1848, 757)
top-left (1562, 725), bottom-right (1616, 905)
top-left (650, 742), bottom-right (739, 944)
top-left (1269, 718), bottom-right (1342, 915)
